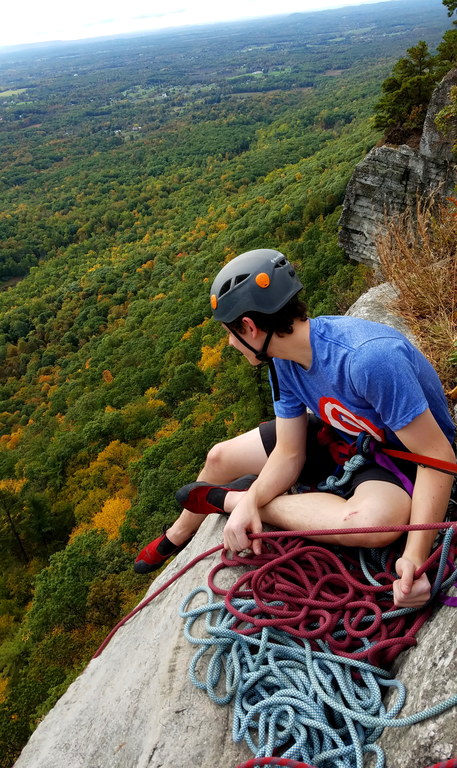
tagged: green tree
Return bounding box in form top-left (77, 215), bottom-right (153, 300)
top-left (435, 84), bottom-right (457, 153)
top-left (435, 28), bottom-right (457, 77)
top-left (443, 0), bottom-right (457, 16)
top-left (374, 41), bottom-right (436, 142)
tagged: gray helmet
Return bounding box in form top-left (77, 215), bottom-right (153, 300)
top-left (210, 249), bottom-right (302, 323)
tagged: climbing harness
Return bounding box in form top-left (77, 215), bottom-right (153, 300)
top-left (315, 427), bottom-right (457, 497)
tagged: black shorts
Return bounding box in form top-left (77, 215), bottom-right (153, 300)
top-left (259, 416), bottom-right (417, 498)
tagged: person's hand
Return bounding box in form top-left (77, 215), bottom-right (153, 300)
top-left (223, 496), bottom-right (263, 555)
top-left (393, 557), bottom-right (431, 608)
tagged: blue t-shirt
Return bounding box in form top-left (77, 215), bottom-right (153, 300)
top-left (272, 316), bottom-right (455, 447)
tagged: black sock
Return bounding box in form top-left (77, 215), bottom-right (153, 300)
top-left (207, 488), bottom-right (228, 511)
top-left (157, 534), bottom-right (178, 555)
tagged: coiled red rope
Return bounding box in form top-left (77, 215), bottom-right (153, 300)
top-left (207, 528), bottom-right (456, 668)
top-left (93, 522), bottom-right (456, 659)
top-left (92, 524), bottom-right (456, 768)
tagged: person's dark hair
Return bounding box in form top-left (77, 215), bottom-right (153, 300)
top-left (226, 294), bottom-right (308, 337)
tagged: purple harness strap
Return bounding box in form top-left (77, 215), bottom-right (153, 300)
top-left (372, 447), bottom-right (415, 497)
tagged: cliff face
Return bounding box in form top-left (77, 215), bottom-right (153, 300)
top-left (338, 68), bottom-right (457, 267)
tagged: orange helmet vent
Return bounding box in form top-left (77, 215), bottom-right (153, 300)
top-left (210, 294), bottom-right (218, 310)
top-left (255, 272), bottom-right (270, 288)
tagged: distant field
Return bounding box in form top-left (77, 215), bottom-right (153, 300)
top-left (0, 88), bottom-right (27, 97)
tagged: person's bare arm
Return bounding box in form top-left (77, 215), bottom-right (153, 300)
top-left (392, 408), bottom-right (455, 607)
top-left (223, 413), bottom-right (308, 554)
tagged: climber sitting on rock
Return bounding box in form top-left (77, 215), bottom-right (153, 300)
top-left (134, 249), bottom-right (456, 609)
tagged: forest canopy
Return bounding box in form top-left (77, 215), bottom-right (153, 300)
top-left (0, 1), bottom-right (454, 764)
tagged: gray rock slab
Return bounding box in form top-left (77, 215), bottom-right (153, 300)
top-left (346, 282), bottom-right (416, 342)
top-left (14, 515), bottom-right (252, 768)
top-left (378, 600), bottom-right (457, 767)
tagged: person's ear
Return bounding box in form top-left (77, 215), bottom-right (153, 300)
top-left (241, 316), bottom-right (259, 337)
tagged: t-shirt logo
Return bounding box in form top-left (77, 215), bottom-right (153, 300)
top-left (318, 397), bottom-right (385, 442)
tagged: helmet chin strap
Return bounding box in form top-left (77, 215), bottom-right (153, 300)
top-left (229, 328), bottom-right (281, 401)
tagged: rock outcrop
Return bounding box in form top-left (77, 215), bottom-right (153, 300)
top-left (14, 515), bottom-right (253, 768)
top-left (338, 68), bottom-right (457, 268)
top-left (345, 282), bottom-right (415, 341)
top-left (14, 495), bottom-right (457, 768)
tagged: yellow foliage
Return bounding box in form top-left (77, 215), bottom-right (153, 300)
top-left (152, 293), bottom-right (166, 301)
top-left (102, 370), bottom-right (114, 383)
top-left (193, 409), bottom-right (213, 426)
top-left (7, 431), bottom-right (22, 449)
top-left (155, 419), bottom-right (180, 440)
top-left (223, 247), bottom-right (238, 263)
top-left (0, 478), bottom-right (26, 494)
top-left (136, 258), bottom-right (155, 273)
top-left (198, 338), bottom-right (226, 371)
top-left (0, 428), bottom-right (23, 450)
top-left (73, 489), bottom-right (108, 525)
top-left (0, 677), bottom-right (9, 704)
top-left (62, 440), bottom-right (139, 523)
top-left (92, 497), bottom-right (131, 540)
top-left (69, 521), bottom-right (92, 542)
top-left (99, 440), bottom-right (139, 466)
top-left (144, 386), bottom-right (166, 409)
top-left (105, 405), bottom-right (117, 412)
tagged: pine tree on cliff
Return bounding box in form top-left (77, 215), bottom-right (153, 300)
top-left (443, 0), bottom-right (457, 16)
top-left (374, 41), bottom-right (437, 144)
top-left (374, 0), bottom-right (457, 144)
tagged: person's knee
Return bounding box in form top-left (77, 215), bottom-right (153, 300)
top-left (341, 495), bottom-right (408, 548)
top-left (204, 440), bottom-right (231, 477)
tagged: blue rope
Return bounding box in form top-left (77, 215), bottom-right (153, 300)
top-left (180, 587), bottom-right (457, 768)
top-left (317, 454), bottom-right (370, 495)
top-left (180, 534), bottom-right (457, 768)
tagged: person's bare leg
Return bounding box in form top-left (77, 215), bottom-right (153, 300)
top-left (166, 426), bottom-right (269, 545)
top-left (224, 480), bottom-right (412, 548)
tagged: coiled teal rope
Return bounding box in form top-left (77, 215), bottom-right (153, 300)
top-left (180, 586), bottom-right (457, 767)
top-left (180, 533), bottom-right (457, 767)
top-left (317, 453), bottom-right (370, 494)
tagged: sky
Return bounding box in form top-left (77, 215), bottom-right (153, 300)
top-left (0, 0), bottom-right (395, 49)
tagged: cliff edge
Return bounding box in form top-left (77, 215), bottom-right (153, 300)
top-left (338, 68), bottom-right (457, 268)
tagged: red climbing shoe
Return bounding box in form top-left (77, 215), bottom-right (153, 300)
top-left (175, 474), bottom-right (257, 515)
top-left (134, 532), bottom-right (192, 574)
